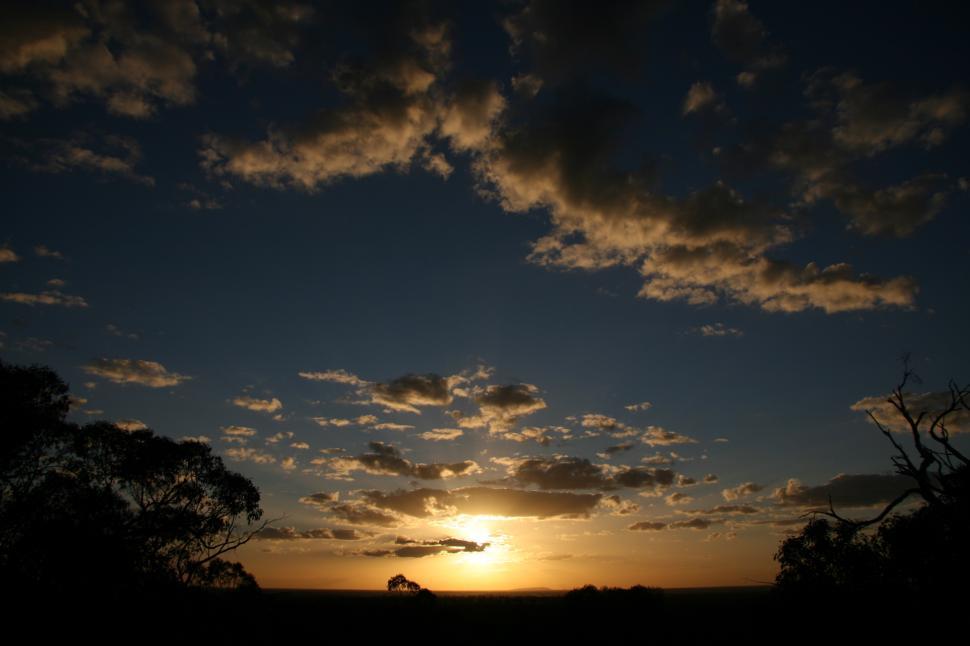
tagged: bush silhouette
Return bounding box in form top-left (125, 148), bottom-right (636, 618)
top-left (0, 360), bottom-right (265, 597)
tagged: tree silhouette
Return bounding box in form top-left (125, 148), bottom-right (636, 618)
top-left (774, 359), bottom-right (970, 604)
top-left (0, 360), bottom-right (266, 595)
top-left (387, 573), bottom-right (422, 592)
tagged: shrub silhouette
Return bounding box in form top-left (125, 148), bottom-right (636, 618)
top-left (0, 360), bottom-right (265, 597)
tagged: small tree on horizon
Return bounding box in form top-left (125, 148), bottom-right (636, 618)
top-left (387, 573), bottom-right (422, 593)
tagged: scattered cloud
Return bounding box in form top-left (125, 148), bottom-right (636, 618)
top-left (851, 390), bottom-right (970, 434)
top-left (689, 322), bottom-right (743, 337)
top-left (641, 426), bottom-right (698, 447)
top-left (320, 442), bottom-right (480, 480)
top-left (114, 419), bottom-right (147, 432)
top-left (722, 482), bottom-right (764, 501)
top-left (0, 289), bottom-right (88, 307)
top-left (362, 486), bottom-right (603, 519)
top-left (225, 446), bottom-right (276, 465)
top-left (232, 395), bottom-right (283, 413)
top-left (772, 473), bottom-right (915, 508)
top-left (418, 428), bottom-right (463, 441)
top-left (82, 358), bottom-right (190, 387)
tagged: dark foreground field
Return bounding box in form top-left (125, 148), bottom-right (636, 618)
top-left (18, 584), bottom-right (932, 644)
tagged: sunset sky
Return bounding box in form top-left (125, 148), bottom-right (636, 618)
top-left (2, 0), bottom-right (969, 590)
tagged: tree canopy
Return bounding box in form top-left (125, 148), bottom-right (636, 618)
top-left (0, 360), bottom-right (264, 596)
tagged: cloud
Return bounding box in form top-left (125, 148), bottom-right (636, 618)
top-left (475, 82), bottom-right (918, 314)
top-left (312, 415), bottom-right (377, 427)
top-left (641, 426), bottom-right (698, 447)
top-left (222, 425), bottom-right (257, 437)
top-left (299, 369), bottom-right (370, 387)
top-left (465, 383), bottom-right (547, 434)
top-left (0, 289), bottom-right (88, 307)
top-left (324, 502), bottom-right (401, 528)
top-left (624, 401), bottom-right (653, 412)
top-left (232, 395), bottom-right (283, 413)
top-left (115, 419), bottom-right (147, 432)
top-left (418, 428), bottom-right (463, 441)
top-left (199, 12), bottom-right (463, 190)
top-left (321, 442), bottom-right (480, 480)
top-left (290, 441), bottom-right (310, 450)
top-left (501, 0), bottom-right (667, 83)
top-left (4, 133), bottom-right (155, 185)
top-left (372, 422), bottom-right (415, 431)
top-left (34, 245), bottom-right (64, 259)
top-left (256, 526), bottom-right (364, 541)
top-left (298, 492), bottom-right (339, 510)
top-left (370, 374), bottom-right (454, 413)
top-left (0, 2), bottom-right (213, 118)
top-left (681, 504), bottom-right (760, 516)
top-left (669, 518), bottom-right (723, 530)
top-left (362, 486), bottom-right (602, 519)
top-left (597, 443), bottom-right (636, 459)
top-left (496, 455), bottom-right (677, 492)
top-left (497, 425), bottom-right (570, 445)
top-left (722, 482), bottom-right (764, 501)
top-left (665, 492), bottom-right (693, 506)
top-left (689, 322), bottom-right (743, 337)
top-left (0, 246), bottom-right (20, 263)
top-left (851, 390), bottom-right (970, 434)
top-left (772, 473), bottom-right (915, 509)
top-left (628, 521), bottom-right (666, 531)
top-left (723, 72), bottom-right (966, 239)
top-left (82, 358), bottom-right (190, 387)
top-left (810, 71), bottom-right (969, 155)
top-left (266, 431), bottom-right (294, 444)
top-left (361, 536), bottom-right (490, 558)
top-left (682, 81), bottom-right (724, 115)
top-left (225, 447), bottom-right (276, 465)
top-left (179, 435), bottom-right (210, 444)
top-left (710, 0), bottom-right (785, 84)
top-left (601, 495), bottom-right (640, 516)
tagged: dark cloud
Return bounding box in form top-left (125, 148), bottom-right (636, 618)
top-left (597, 443), bottom-right (636, 459)
top-left (669, 518), bottom-right (723, 530)
top-left (371, 374), bottom-right (454, 413)
top-left (459, 383), bottom-right (547, 434)
top-left (361, 486), bottom-right (602, 519)
top-left (502, 0), bottom-right (668, 83)
top-left (681, 504), bottom-right (760, 516)
top-left (3, 133), bottom-right (154, 185)
top-left (710, 0), bottom-right (786, 85)
top-left (322, 442), bottom-right (480, 480)
top-left (723, 71), bottom-right (967, 239)
top-left (772, 473), bottom-right (915, 509)
top-left (475, 82), bottom-right (913, 314)
top-left (324, 502), bottom-right (401, 527)
top-left (628, 521), bottom-right (666, 531)
top-left (256, 526), bottom-right (365, 540)
top-left (495, 455), bottom-right (677, 492)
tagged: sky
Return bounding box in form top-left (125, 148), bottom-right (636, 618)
top-left (2, 0), bottom-right (969, 590)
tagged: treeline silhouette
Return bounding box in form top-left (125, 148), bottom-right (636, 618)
top-left (0, 360), bottom-right (264, 635)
